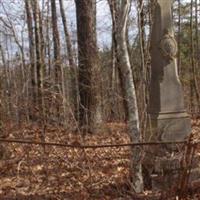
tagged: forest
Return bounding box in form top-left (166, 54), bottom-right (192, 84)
top-left (0, 0), bottom-right (200, 199)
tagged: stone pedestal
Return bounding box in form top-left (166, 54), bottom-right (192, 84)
top-left (148, 114), bottom-right (191, 142)
top-left (145, 0), bottom-right (192, 190)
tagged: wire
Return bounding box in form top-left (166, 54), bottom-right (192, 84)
top-left (0, 138), bottom-right (192, 149)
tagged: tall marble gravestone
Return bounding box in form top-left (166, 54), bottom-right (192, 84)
top-left (145, 0), bottom-right (191, 190)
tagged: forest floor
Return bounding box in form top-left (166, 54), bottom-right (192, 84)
top-left (0, 120), bottom-right (200, 200)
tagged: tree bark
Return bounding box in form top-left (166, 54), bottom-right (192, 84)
top-left (177, 0), bottom-right (181, 74)
top-left (75, 0), bottom-right (103, 133)
top-left (51, 0), bottom-right (61, 83)
top-left (31, 0), bottom-right (42, 102)
top-left (51, 0), bottom-right (68, 126)
top-left (108, 0), bottom-right (128, 121)
top-left (190, 0), bottom-right (200, 112)
top-left (59, 0), bottom-right (78, 121)
top-left (137, 0), bottom-right (148, 138)
top-left (25, 0), bottom-right (36, 106)
top-left (115, 0), bottom-right (144, 193)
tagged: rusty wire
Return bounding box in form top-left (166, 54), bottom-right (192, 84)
top-left (0, 137), bottom-right (197, 149)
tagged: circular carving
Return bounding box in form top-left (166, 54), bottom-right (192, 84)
top-left (159, 29), bottom-right (177, 61)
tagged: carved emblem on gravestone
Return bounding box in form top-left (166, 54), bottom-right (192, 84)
top-left (159, 29), bottom-right (177, 61)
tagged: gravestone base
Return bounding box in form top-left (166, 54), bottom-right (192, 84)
top-left (151, 155), bottom-right (182, 191)
top-left (144, 143), bottom-right (200, 191)
top-left (147, 112), bottom-right (191, 142)
top-left (144, 113), bottom-right (192, 191)
top-left (151, 155), bottom-right (200, 191)
top-left (144, 151), bottom-right (182, 191)
top-left (151, 171), bottom-right (179, 191)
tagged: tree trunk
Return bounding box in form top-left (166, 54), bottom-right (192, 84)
top-left (31, 0), bottom-right (41, 100)
top-left (46, 0), bottom-right (51, 76)
top-left (25, 0), bottom-right (36, 109)
top-left (115, 0), bottom-right (144, 193)
top-left (177, 0), bottom-right (181, 74)
top-left (108, 0), bottom-right (128, 121)
top-left (59, 0), bottom-right (78, 121)
top-left (51, 0), bottom-right (61, 83)
top-left (75, 0), bottom-right (103, 133)
top-left (190, 0), bottom-right (200, 112)
top-left (0, 71), bottom-right (5, 159)
top-left (137, 0), bottom-right (148, 138)
top-left (51, 0), bottom-right (68, 127)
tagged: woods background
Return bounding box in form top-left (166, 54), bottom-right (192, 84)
top-left (0, 0), bottom-right (200, 199)
top-left (0, 0), bottom-right (199, 132)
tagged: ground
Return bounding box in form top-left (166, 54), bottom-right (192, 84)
top-left (0, 120), bottom-right (200, 200)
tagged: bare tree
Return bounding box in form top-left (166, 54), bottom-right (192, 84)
top-left (25, 0), bottom-right (36, 107)
top-left (51, 0), bottom-right (61, 83)
top-left (108, 0), bottom-right (128, 121)
top-left (108, 0), bottom-right (144, 193)
top-left (0, 71), bottom-right (4, 159)
top-left (75, 0), bottom-right (103, 133)
top-left (189, 0), bottom-right (200, 112)
top-left (51, 0), bottom-right (68, 127)
top-left (177, 0), bottom-right (181, 74)
top-left (31, 0), bottom-right (45, 121)
top-left (59, 0), bottom-right (78, 120)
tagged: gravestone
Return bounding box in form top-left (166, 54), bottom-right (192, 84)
top-left (145, 0), bottom-right (192, 190)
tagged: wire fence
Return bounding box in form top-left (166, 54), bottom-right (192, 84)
top-left (0, 137), bottom-right (195, 149)
top-left (0, 134), bottom-right (200, 199)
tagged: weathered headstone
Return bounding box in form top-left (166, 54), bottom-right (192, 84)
top-left (145, 0), bottom-right (192, 190)
top-left (148, 0), bottom-right (191, 142)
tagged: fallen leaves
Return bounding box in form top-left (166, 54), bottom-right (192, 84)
top-left (0, 121), bottom-right (199, 199)
top-left (0, 123), bottom-right (131, 199)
